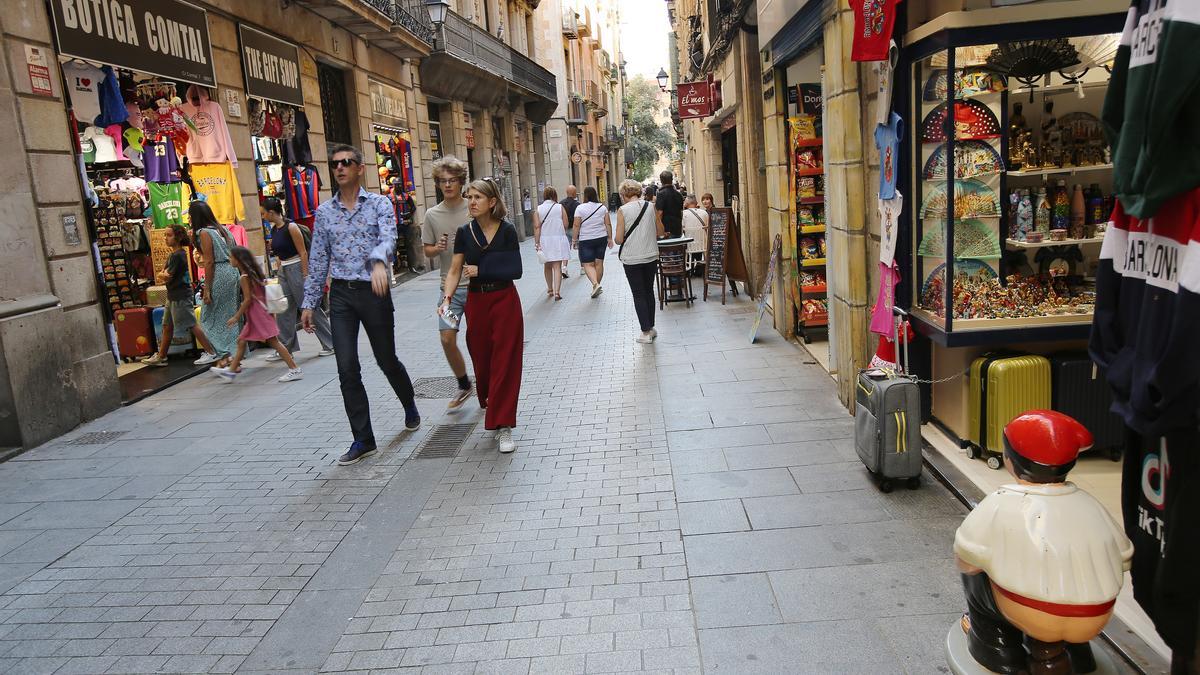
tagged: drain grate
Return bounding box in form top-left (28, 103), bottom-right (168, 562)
top-left (412, 376), bottom-right (465, 399)
top-left (68, 431), bottom-right (126, 445)
top-left (411, 423), bottom-right (476, 459)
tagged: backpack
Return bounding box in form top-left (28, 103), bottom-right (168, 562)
top-left (291, 222), bottom-right (312, 251)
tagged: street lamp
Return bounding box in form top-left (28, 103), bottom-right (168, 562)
top-left (424, 0), bottom-right (449, 26)
top-left (656, 68), bottom-right (670, 92)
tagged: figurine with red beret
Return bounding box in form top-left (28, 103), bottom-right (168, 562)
top-left (951, 410), bottom-right (1134, 674)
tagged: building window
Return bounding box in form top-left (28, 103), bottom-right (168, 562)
top-left (318, 62), bottom-right (352, 146)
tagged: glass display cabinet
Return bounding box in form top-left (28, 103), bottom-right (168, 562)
top-left (907, 23), bottom-right (1124, 347)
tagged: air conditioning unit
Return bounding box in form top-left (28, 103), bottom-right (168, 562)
top-left (562, 9), bottom-right (578, 38)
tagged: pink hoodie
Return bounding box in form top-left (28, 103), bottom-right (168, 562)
top-left (181, 85), bottom-right (238, 167)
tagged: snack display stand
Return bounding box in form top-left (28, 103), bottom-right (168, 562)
top-left (789, 106), bottom-right (828, 343)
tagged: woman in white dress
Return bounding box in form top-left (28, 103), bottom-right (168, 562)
top-left (533, 186), bottom-right (572, 300)
top-left (681, 194), bottom-right (709, 275)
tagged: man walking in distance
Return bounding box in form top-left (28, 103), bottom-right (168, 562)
top-left (560, 185), bottom-right (580, 278)
top-left (302, 144), bottom-right (421, 466)
top-left (421, 156), bottom-right (473, 411)
top-left (655, 170), bottom-right (684, 239)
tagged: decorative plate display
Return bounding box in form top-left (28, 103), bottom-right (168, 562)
top-left (917, 219), bottom-right (1001, 259)
top-left (1057, 112), bottom-right (1103, 142)
top-left (922, 140), bottom-right (1004, 180)
top-left (919, 259), bottom-right (998, 317)
top-left (920, 100), bottom-right (1002, 143)
top-left (919, 179), bottom-right (1000, 219)
top-left (922, 69), bottom-right (1007, 101)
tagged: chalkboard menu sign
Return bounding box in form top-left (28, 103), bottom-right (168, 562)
top-left (703, 207), bottom-right (733, 304)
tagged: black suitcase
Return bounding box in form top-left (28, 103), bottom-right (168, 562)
top-left (1050, 354), bottom-right (1124, 461)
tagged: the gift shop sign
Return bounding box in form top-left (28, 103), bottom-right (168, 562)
top-left (238, 25), bottom-right (302, 107)
top-left (369, 79), bottom-right (408, 128)
top-left (50, 0), bottom-right (215, 87)
top-left (677, 80), bottom-right (712, 120)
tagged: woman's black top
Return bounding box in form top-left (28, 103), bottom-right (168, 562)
top-left (453, 219), bottom-right (522, 282)
top-left (271, 223), bottom-right (300, 261)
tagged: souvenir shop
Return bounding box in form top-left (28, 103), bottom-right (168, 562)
top-left (53, 0), bottom-right (318, 401)
top-left (881, 2), bottom-right (1192, 665)
top-left (368, 79), bottom-right (418, 275)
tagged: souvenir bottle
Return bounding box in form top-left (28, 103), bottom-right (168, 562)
top-left (1069, 184), bottom-right (1086, 239)
top-left (1016, 189), bottom-right (1033, 242)
top-left (1052, 179), bottom-right (1070, 230)
top-left (1086, 183), bottom-right (1105, 236)
top-left (1034, 186), bottom-right (1051, 233)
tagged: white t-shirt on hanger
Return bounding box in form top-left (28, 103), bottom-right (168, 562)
top-left (82, 126), bottom-right (118, 163)
top-left (62, 61), bottom-right (104, 125)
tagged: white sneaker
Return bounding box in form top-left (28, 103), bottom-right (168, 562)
top-left (193, 352), bottom-right (219, 365)
top-left (278, 369), bottom-right (303, 382)
top-left (210, 366), bottom-right (239, 382)
top-left (647, 328), bottom-right (658, 341)
top-left (496, 427), bottom-right (516, 454)
top-left (318, 348), bottom-right (336, 357)
top-left (264, 352), bottom-right (283, 362)
top-left (590, 284), bottom-right (603, 298)
top-left (635, 330), bottom-right (656, 344)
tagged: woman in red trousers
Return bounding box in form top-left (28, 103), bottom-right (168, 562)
top-left (440, 178), bottom-right (524, 453)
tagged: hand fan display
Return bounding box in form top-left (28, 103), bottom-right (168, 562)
top-left (917, 219), bottom-right (1001, 259)
top-left (922, 69), bottom-right (1006, 101)
top-left (920, 179), bottom-right (1000, 219)
top-left (1062, 34), bottom-right (1119, 79)
top-left (922, 140), bottom-right (1004, 180)
top-left (931, 46), bottom-right (994, 68)
top-left (986, 39), bottom-right (1080, 100)
top-left (919, 259), bottom-right (998, 318)
top-left (920, 100), bottom-right (1002, 143)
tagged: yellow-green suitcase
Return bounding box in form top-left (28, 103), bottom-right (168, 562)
top-left (968, 354), bottom-right (1050, 469)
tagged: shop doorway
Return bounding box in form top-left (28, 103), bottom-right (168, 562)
top-left (721, 127), bottom-right (739, 203)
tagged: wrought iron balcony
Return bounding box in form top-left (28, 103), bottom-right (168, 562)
top-left (420, 9), bottom-right (557, 123)
top-left (297, 0), bottom-right (432, 57)
top-left (602, 124), bottom-right (623, 148)
top-left (585, 81), bottom-right (608, 118)
top-left (566, 95), bottom-right (587, 126)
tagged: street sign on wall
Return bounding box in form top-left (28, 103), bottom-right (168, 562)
top-left (50, 0), bottom-right (216, 87)
top-left (677, 80), bottom-right (713, 120)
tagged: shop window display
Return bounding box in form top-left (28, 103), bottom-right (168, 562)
top-left (788, 100), bottom-right (828, 343)
top-left (374, 127), bottom-right (418, 274)
top-left (910, 34), bottom-right (1120, 342)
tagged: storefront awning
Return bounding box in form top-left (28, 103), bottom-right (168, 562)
top-left (768, 0), bottom-right (829, 67)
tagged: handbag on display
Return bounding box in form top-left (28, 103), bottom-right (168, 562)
top-left (264, 279), bottom-right (289, 314)
top-left (248, 98), bottom-right (265, 136)
top-left (262, 103), bottom-right (283, 139)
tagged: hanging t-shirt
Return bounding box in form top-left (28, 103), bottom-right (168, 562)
top-left (180, 86), bottom-right (238, 166)
top-left (190, 162), bottom-right (245, 223)
top-left (870, 262), bottom-right (902, 336)
top-left (81, 126), bottom-right (117, 163)
top-left (61, 61), bottom-right (103, 125)
top-left (873, 41), bottom-right (899, 126)
top-left (148, 182), bottom-right (185, 228)
top-left (95, 65), bottom-right (128, 127)
top-left (79, 131), bottom-right (96, 164)
top-left (104, 124), bottom-right (126, 161)
top-left (281, 109), bottom-right (313, 166)
top-left (878, 191), bottom-right (902, 266)
top-left (284, 165), bottom-right (320, 221)
top-left (874, 113), bottom-right (903, 200)
top-left (144, 140), bottom-right (181, 183)
top-left (851, 0), bottom-right (898, 62)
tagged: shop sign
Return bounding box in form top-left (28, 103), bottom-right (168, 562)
top-left (677, 80), bottom-right (712, 119)
top-left (369, 79), bottom-right (408, 128)
top-left (50, 0), bottom-right (215, 87)
top-left (25, 46), bottom-right (54, 96)
top-left (238, 25), bottom-right (303, 107)
top-left (799, 84), bottom-right (822, 115)
top-left (571, 151), bottom-right (583, 164)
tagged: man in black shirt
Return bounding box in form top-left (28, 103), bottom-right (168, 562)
top-left (655, 171), bottom-right (684, 239)
top-left (560, 185), bottom-right (579, 278)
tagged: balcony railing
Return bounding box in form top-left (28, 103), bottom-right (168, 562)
top-left (437, 10), bottom-right (556, 103)
top-left (295, 0), bottom-right (432, 55)
top-left (566, 95), bottom-right (587, 125)
top-left (393, 0), bottom-right (434, 44)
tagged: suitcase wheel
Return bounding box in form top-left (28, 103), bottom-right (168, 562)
top-left (986, 455), bottom-right (1003, 471)
top-left (879, 479), bottom-right (894, 494)
top-left (1108, 448), bottom-right (1121, 462)
top-left (906, 477), bottom-right (921, 490)
top-left (966, 445), bottom-right (981, 460)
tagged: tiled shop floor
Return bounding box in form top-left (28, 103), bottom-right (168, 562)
top-left (0, 242), bottom-right (969, 674)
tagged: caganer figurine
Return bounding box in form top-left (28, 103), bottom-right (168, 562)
top-left (953, 410), bottom-right (1133, 674)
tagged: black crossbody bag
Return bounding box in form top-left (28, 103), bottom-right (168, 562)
top-left (618, 202), bottom-right (650, 259)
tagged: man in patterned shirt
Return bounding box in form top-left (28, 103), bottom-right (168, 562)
top-left (302, 144), bottom-right (421, 465)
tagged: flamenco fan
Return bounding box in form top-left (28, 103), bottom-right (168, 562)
top-left (986, 39), bottom-right (1080, 100)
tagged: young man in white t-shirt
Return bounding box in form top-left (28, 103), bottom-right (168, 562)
top-left (422, 157), bottom-right (474, 410)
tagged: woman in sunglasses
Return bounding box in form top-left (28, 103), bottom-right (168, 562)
top-left (439, 178), bottom-right (524, 454)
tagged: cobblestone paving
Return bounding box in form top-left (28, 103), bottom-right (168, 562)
top-left (0, 243), bottom-right (966, 674)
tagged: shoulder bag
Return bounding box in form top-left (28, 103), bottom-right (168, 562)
top-left (618, 202), bottom-right (651, 260)
top-left (264, 279), bottom-right (289, 314)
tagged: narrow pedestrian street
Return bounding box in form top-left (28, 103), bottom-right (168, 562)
top-left (0, 243), bottom-right (967, 674)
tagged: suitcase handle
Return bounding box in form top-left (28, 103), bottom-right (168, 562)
top-left (892, 306), bottom-right (910, 375)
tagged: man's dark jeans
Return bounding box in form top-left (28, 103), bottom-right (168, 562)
top-left (329, 280), bottom-right (416, 444)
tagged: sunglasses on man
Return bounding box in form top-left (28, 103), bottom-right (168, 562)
top-left (330, 158), bottom-right (361, 168)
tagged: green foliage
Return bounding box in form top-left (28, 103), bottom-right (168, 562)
top-left (624, 76), bottom-right (674, 181)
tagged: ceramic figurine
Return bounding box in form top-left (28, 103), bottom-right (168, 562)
top-left (1040, 101), bottom-right (1061, 167)
top-left (952, 410), bottom-right (1133, 674)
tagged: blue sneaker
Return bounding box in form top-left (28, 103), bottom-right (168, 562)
top-left (404, 409), bottom-right (421, 431)
top-left (337, 441), bottom-right (377, 466)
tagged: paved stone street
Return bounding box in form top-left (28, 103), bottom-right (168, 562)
top-left (0, 242), bottom-right (967, 674)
